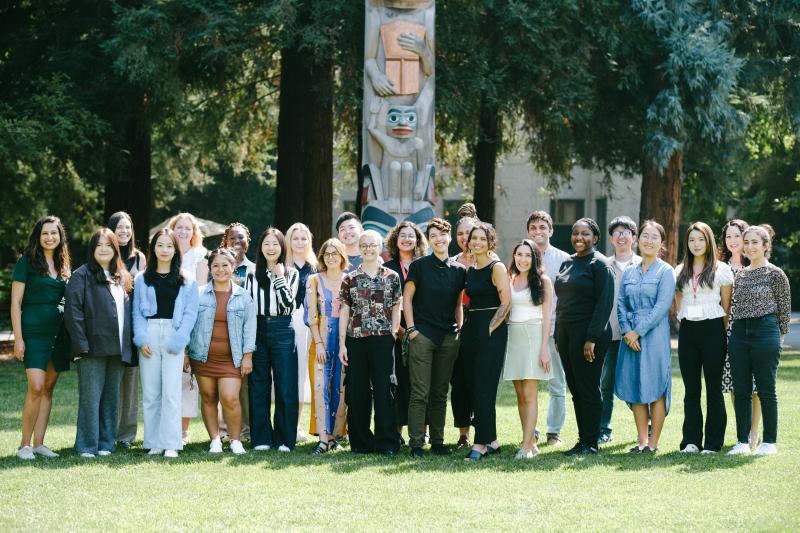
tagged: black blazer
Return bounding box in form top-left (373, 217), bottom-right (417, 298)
top-left (64, 265), bottom-right (133, 363)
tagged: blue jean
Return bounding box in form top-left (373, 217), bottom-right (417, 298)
top-left (249, 315), bottom-right (298, 449)
top-left (323, 318), bottom-right (342, 435)
top-left (140, 319), bottom-right (184, 451)
top-left (729, 315), bottom-right (781, 444)
top-left (75, 355), bottom-right (123, 454)
top-left (546, 336), bottom-right (567, 434)
top-left (599, 340), bottom-right (620, 436)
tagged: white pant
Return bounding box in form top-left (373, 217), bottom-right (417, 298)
top-left (292, 309), bottom-right (311, 403)
top-left (140, 319), bottom-right (184, 450)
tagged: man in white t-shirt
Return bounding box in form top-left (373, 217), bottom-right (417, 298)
top-left (527, 211), bottom-right (570, 446)
top-left (599, 216), bottom-right (642, 444)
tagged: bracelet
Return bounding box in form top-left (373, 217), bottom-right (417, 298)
top-left (406, 326), bottom-right (417, 334)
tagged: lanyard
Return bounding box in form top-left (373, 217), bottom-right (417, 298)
top-left (691, 272), bottom-right (700, 303)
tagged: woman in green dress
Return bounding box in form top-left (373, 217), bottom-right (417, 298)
top-left (11, 216), bottom-right (71, 460)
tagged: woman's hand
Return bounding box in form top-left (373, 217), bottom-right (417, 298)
top-left (624, 331), bottom-right (641, 352)
top-left (539, 344), bottom-right (552, 373)
top-left (183, 355), bottom-right (191, 372)
top-left (240, 353), bottom-right (253, 377)
top-left (140, 344), bottom-right (152, 358)
top-left (583, 341), bottom-right (596, 362)
top-left (270, 262), bottom-right (285, 278)
top-left (13, 339), bottom-right (25, 361)
top-left (338, 345), bottom-right (348, 366)
top-left (408, 330), bottom-right (419, 340)
top-left (315, 342), bottom-right (326, 364)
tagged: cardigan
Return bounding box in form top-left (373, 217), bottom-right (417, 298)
top-left (132, 271), bottom-right (199, 354)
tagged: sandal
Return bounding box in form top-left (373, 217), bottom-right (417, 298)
top-left (310, 441), bottom-right (329, 455)
top-left (464, 449), bottom-right (486, 462)
top-left (329, 438), bottom-right (343, 451)
top-left (486, 444), bottom-right (502, 455)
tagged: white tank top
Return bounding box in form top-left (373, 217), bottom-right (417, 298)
top-left (509, 284), bottom-right (543, 322)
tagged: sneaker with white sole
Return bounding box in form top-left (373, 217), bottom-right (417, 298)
top-left (209, 438), bottom-right (223, 454)
top-left (253, 444), bottom-right (271, 451)
top-left (32, 445), bottom-right (59, 458)
top-left (182, 430), bottom-right (190, 446)
top-left (230, 440), bottom-right (246, 455)
top-left (17, 446), bottom-right (35, 460)
top-left (700, 449), bottom-right (717, 455)
top-left (680, 444), bottom-right (700, 453)
top-left (278, 444), bottom-right (291, 453)
top-left (80, 452), bottom-right (96, 458)
top-left (164, 449), bottom-right (179, 458)
top-left (727, 442), bottom-right (751, 456)
top-left (97, 450), bottom-right (112, 457)
top-left (148, 448), bottom-right (164, 455)
top-left (753, 443), bottom-right (777, 456)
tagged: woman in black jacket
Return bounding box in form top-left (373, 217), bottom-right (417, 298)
top-left (65, 228), bottom-right (133, 458)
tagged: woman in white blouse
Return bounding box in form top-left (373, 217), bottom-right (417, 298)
top-left (168, 212), bottom-right (208, 444)
top-left (674, 222), bottom-right (733, 453)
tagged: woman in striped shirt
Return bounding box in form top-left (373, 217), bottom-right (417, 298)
top-left (246, 227), bottom-right (300, 452)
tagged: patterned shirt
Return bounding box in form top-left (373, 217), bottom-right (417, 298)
top-left (339, 265), bottom-right (402, 338)
top-left (730, 263), bottom-right (791, 335)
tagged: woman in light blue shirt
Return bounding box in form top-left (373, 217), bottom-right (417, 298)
top-left (616, 220), bottom-right (676, 453)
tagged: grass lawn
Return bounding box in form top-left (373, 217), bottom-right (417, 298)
top-left (1, 351), bottom-right (799, 532)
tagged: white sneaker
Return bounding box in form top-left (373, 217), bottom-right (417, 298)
top-left (80, 452), bottom-right (96, 458)
top-left (230, 440), bottom-right (246, 455)
top-left (680, 444), bottom-right (700, 453)
top-left (164, 449), bottom-right (179, 458)
top-left (296, 428), bottom-right (308, 442)
top-left (514, 449), bottom-right (535, 459)
top-left (754, 443), bottom-right (778, 456)
top-left (209, 438), bottom-right (223, 454)
top-left (727, 442), bottom-right (751, 456)
top-left (17, 446), bottom-right (35, 460)
top-left (32, 445), bottom-right (59, 458)
top-left (278, 444), bottom-right (291, 453)
top-left (181, 430), bottom-right (190, 446)
top-left (97, 450), bottom-right (112, 457)
top-left (253, 444), bottom-right (271, 451)
top-left (700, 449), bottom-right (717, 455)
top-left (148, 448), bottom-right (164, 455)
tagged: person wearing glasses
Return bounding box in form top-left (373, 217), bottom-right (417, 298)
top-left (598, 216), bottom-right (641, 445)
top-left (338, 231), bottom-right (403, 455)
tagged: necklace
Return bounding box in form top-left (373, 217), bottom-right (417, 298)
top-left (157, 272), bottom-right (170, 278)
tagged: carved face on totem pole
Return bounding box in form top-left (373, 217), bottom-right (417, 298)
top-left (386, 106), bottom-right (418, 139)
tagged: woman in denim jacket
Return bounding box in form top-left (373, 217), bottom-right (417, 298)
top-left (188, 248), bottom-right (256, 455)
top-left (132, 229), bottom-right (199, 458)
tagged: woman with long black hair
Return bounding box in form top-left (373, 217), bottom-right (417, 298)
top-left (11, 216), bottom-right (71, 460)
top-left (65, 228), bottom-right (133, 458)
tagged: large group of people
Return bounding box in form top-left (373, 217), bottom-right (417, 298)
top-left (10, 204), bottom-right (791, 461)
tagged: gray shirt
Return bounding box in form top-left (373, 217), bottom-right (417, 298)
top-left (609, 253), bottom-right (642, 340)
top-left (542, 244), bottom-right (571, 337)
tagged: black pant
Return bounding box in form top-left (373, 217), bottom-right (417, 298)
top-left (461, 310), bottom-right (507, 445)
top-left (729, 315), bottom-right (781, 444)
top-left (249, 316), bottom-right (298, 449)
top-left (345, 335), bottom-right (399, 453)
top-left (556, 322), bottom-right (609, 447)
top-left (393, 339), bottom-right (410, 427)
top-left (678, 318), bottom-right (727, 451)
top-left (450, 341), bottom-right (472, 428)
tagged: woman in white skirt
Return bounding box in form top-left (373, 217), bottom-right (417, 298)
top-left (504, 239), bottom-right (553, 458)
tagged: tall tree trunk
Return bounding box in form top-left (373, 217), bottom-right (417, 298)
top-left (473, 96), bottom-right (500, 224)
top-left (275, 42), bottom-right (334, 242)
top-left (640, 150), bottom-right (682, 266)
top-left (104, 92), bottom-right (151, 250)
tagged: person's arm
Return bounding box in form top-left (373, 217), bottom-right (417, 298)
top-left (167, 280), bottom-right (200, 354)
top-left (10, 281), bottom-right (26, 360)
top-left (586, 258), bottom-right (615, 343)
top-left (305, 276), bottom-right (326, 363)
top-left (392, 299), bottom-right (402, 339)
top-left (271, 266), bottom-right (296, 312)
top-left (64, 269), bottom-right (90, 356)
top-left (632, 265), bottom-right (676, 338)
top-left (195, 251), bottom-right (209, 287)
top-left (539, 275), bottom-right (553, 372)
top-left (455, 291), bottom-right (464, 332)
top-left (338, 302), bottom-right (350, 366)
top-left (402, 281), bottom-right (418, 339)
top-left (240, 291), bottom-right (256, 376)
top-left (720, 285), bottom-right (732, 330)
top-left (489, 262), bottom-right (511, 335)
top-left (772, 268), bottom-right (792, 336)
top-left (131, 274), bottom-right (152, 356)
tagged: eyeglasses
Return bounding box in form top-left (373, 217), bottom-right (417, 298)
top-left (359, 243), bottom-right (379, 250)
top-left (398, 233), bottom-right (417, 240)
top-left (612, 230), bottom-right (632, 237)
top-left (323, 252), bottom-right (340, 259)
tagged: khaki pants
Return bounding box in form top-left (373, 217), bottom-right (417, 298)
top-left (407, 332), bottom-right (460, 448)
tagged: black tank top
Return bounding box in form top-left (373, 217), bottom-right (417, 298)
top-left (465, 261), bottom-right (500, 308)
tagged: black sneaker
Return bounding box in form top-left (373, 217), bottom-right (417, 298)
top-left (410, 447), bottom-right (424, 458)
top-left (431, 444), bottom-right (450, 456)
top-left (564, 443), bottom-right (584, 457)
top-left (598, 433), bottom-right (614, 444)
top-left (578, 446), bottom-right (599, 455)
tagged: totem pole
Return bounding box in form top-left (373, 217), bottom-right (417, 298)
top-left (361, 0), bottom-right (436, 235)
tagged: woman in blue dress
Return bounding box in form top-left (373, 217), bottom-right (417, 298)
top-left (616, 220), bottom-right (676, 453)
